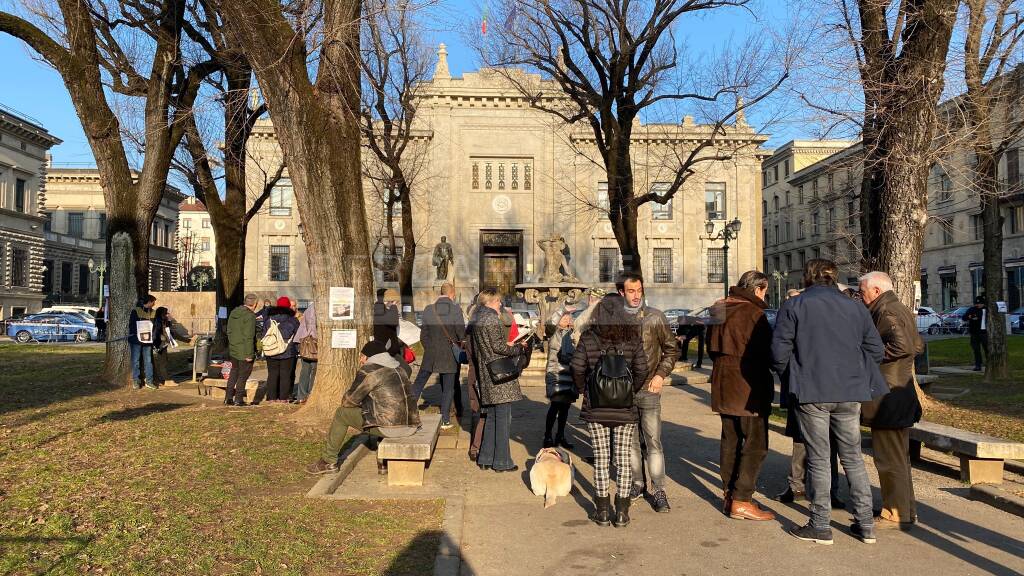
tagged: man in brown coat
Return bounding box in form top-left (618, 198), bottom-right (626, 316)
top-left (859, 271), bottom-right (924, 530)
top-left (707, 270), bottom-right (776, 521)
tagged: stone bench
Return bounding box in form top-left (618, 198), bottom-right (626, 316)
top-left (377, 413), bottom-right (443, 486)
top-left (910, 421), bottom-right (1024, 484)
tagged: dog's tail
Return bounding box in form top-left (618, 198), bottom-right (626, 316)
top-left (544, 492), bottom-right (557, 509)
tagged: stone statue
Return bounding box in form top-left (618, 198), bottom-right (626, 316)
top-left (432, 236), bottom-right (454, 280)
top-left (537, 236), bottom-right (579, 283)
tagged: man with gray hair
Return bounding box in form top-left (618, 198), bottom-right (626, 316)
top-left (859, 271), bottom-right (924, 530)
top-left (413, 282), bottom-right (466, 429)
top-left (225, 293), bottom-right (261, 406)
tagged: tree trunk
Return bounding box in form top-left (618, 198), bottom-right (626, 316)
top-left (220, 0), bottom-right (371, 423)
top-left (398, 183), bottom-right (416, 318)
top-left (102, 232), bottom-right (137, 384)
top-left (211, 218), bottom-right (246, 351)
top-left (978, 152), bottom-right (1009, 380)
top-left (607, 139), bottom-right (642, 275)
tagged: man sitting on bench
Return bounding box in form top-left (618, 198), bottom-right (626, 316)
top-left (307, 339), bottom-right (421, 474)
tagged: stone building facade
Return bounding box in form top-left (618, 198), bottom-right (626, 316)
top-left (44, 168), bottom-right (183, 302)
top-left (0, 104), bottom-right (61, 319)
top-left (177, 197), bottom-right (216, 282)
top-left (244, 52), bottom-right (769, 311)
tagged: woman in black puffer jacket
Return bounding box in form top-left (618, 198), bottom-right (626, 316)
top-left (571, 293), bottom-right (648, 528)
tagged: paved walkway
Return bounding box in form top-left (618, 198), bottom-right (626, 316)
top-left (332, 373), bottom-right (1024, 576)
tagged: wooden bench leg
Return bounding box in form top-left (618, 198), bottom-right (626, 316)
top-left (387, 460), bottom-right (425, 486)
top-left (959, 456), bottom-right (1004, 484)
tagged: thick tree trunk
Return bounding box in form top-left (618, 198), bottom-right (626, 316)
top-left (102, 232), bottom-right (137, 384)
top-left (211, 218), bottom-right (246, 352)
top-left (607, 140), bottom-right (642, 275)
top-left (221, 0), bottom-right (371, 423)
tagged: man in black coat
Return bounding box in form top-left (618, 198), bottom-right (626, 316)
top-left (772, 259), bottom-right (885, 546)
top-left (962, 296), bottom-right (988, 371)
top-left (412, 283), bottom-right (466, 429)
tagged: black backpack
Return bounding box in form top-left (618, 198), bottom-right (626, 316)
top-left (586, 347), bottom-right (634, 409)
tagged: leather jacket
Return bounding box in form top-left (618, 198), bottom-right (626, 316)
top-left (637, 306), bottom-right (678, 388)
top-left (342, 354), bottom-right (420, 434)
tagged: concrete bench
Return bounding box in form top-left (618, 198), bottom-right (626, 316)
top-left (910, 421), bottom-right (1024, 484)
top-left (377, 414), bottom-right (442, 486)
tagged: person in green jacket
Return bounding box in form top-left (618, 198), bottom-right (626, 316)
top-left (225, 293), bottom-right (260, 406)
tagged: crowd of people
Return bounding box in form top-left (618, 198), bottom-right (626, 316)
top-left (215, 258), bottom-right (924, 546)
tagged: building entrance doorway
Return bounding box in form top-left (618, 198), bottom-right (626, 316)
top-left (479, 230), bottom-right (522, 303)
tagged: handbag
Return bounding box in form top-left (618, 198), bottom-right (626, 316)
top-left (486, 354), bottom-right (521, 385)
top-left (434, 305), bottom-right (468, 364)
top-left (299, 334), bottom-right (318, 361)
top-left (403, 346), bottom-right (416, 364)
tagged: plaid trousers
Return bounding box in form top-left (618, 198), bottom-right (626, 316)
top-left (588, 421), bottom-right (637, 498)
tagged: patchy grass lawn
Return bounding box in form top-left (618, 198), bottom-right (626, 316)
top-left (0, 343), bottom-right (442, 575)
top-left (921, 336), bottom-right (1024, 443)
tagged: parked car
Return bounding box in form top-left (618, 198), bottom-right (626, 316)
top-left (937, 306), bottom-right (972, 334)
top-left (916, 307), bottom-right (942, 334)
top-left (1007, 307), bottom-right (1024, 334)
top-left (663, 308), bottom-right (691, 328)
top-left (40, 307), bottom-right (97, 324)
top-left (6, 313), bottom-right (99, 343)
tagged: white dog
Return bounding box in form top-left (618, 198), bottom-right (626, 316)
top-left (530, 447), bottom-right (574, 508)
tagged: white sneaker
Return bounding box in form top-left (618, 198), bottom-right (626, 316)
top-left (440, 422), bottom-right (455, 430)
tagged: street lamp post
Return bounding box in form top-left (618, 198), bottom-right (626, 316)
top-left (88, 258), bottom-right (107, 310)
top-left (702, 217), bottom-right (742, 298)
top-left (771, 269), bottom-right (790, 307)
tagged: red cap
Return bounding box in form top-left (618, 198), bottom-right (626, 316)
top-left (276, 296), bottom-right (291, 308)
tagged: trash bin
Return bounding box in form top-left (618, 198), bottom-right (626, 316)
top-left (915, 340), bottom-right (929, 375)
top-left (193, 335), bottom-right (214, 380)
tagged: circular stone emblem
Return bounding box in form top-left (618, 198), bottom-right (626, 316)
top-left (274, 220), bottom-right (286, 231)
top-left (492, 194), bottom-right (512, 214)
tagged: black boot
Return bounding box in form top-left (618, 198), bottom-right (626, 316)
top-left (542, 436), bottom-right (555, 448)
top-left (591, 495), bottom-right (611, 526)
top-left (613, 495), bottom-right (631, 528)
top-left (555, 435), bottom-right (575, 450)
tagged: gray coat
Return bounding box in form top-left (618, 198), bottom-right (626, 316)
top-left (470, 306), bottom-right (525, 405)
top-left (420, 297), bottom-right (466, 374)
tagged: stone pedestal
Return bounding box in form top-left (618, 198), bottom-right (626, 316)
top-left (515, 282), bottom-right (588, 338)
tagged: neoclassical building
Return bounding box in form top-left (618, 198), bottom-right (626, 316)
top-left (44, 168), bottom-right (183, 299)
top-left (245, 48), bottom-right (769, 311)
top-left (0, 104), bottom-right (61, 319)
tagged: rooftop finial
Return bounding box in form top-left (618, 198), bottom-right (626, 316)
top-left (434, 43), bottom-right (451, 80)
top-left (735, 95), bottom-right (748, 127)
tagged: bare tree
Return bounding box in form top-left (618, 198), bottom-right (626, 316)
top-left (0, 1), bottom-right (214, 383)
top-left (217, 0), bottom-right (372, 421)
top-left (958, 0), bottom-right (1024, 380)
top-left (360, 0), bottom-right (434, 314)
top-left (481, 0), bottom-right (789, 274)
top-left (172, 0), bottom-right (285, 349)
top-left (177, 229), bottom-right (199, 287)
top-left (853, 0), bottom-right (961, 305)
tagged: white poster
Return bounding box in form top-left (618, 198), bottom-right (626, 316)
top-left (217, 306), bottom-right (228, 319)
top-left (166, 327), bottom-right (178, 348)
top-left (331, 329), bottom-right (357, 349)
top-left (329, 287), bottom-right (355, 320)
top-left (997, 301), bottom-right (1008, 313)
top-left (136, 320), bottom-right (154, 344)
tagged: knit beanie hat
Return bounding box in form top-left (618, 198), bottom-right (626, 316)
top-left (276, 296), bottom-right (291, 308)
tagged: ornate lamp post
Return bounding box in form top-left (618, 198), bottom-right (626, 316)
top-left (771, 269), bottom-right (789, 307)
top-left (702, 217), bottom-right (742, 298)
top-left (87, 258), bottom-right (106, 309)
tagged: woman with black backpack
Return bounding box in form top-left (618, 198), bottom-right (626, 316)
top-left (571, 293), bottom-right (649, 528)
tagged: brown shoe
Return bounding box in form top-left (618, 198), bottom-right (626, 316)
top-left (729, 500), bottom-right (776, 521)
top-left (305, 459), bottom-right (339, 475)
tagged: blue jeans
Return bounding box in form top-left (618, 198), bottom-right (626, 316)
top-left (295, 359), bottom-right (317, 401)
top-left (796, 402), bottom-right (874, 531)
top-left (412, 369), bottom-right (458, 424)
top-left (130, 342), bottom-right (153, 384)
top-left (478, 403), bottom-right (513, 470)
top-left (630, 391), bottom-right (666, 491)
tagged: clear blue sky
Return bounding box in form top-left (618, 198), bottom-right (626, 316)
top-left (0, 0), bottom-right (799, 166)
